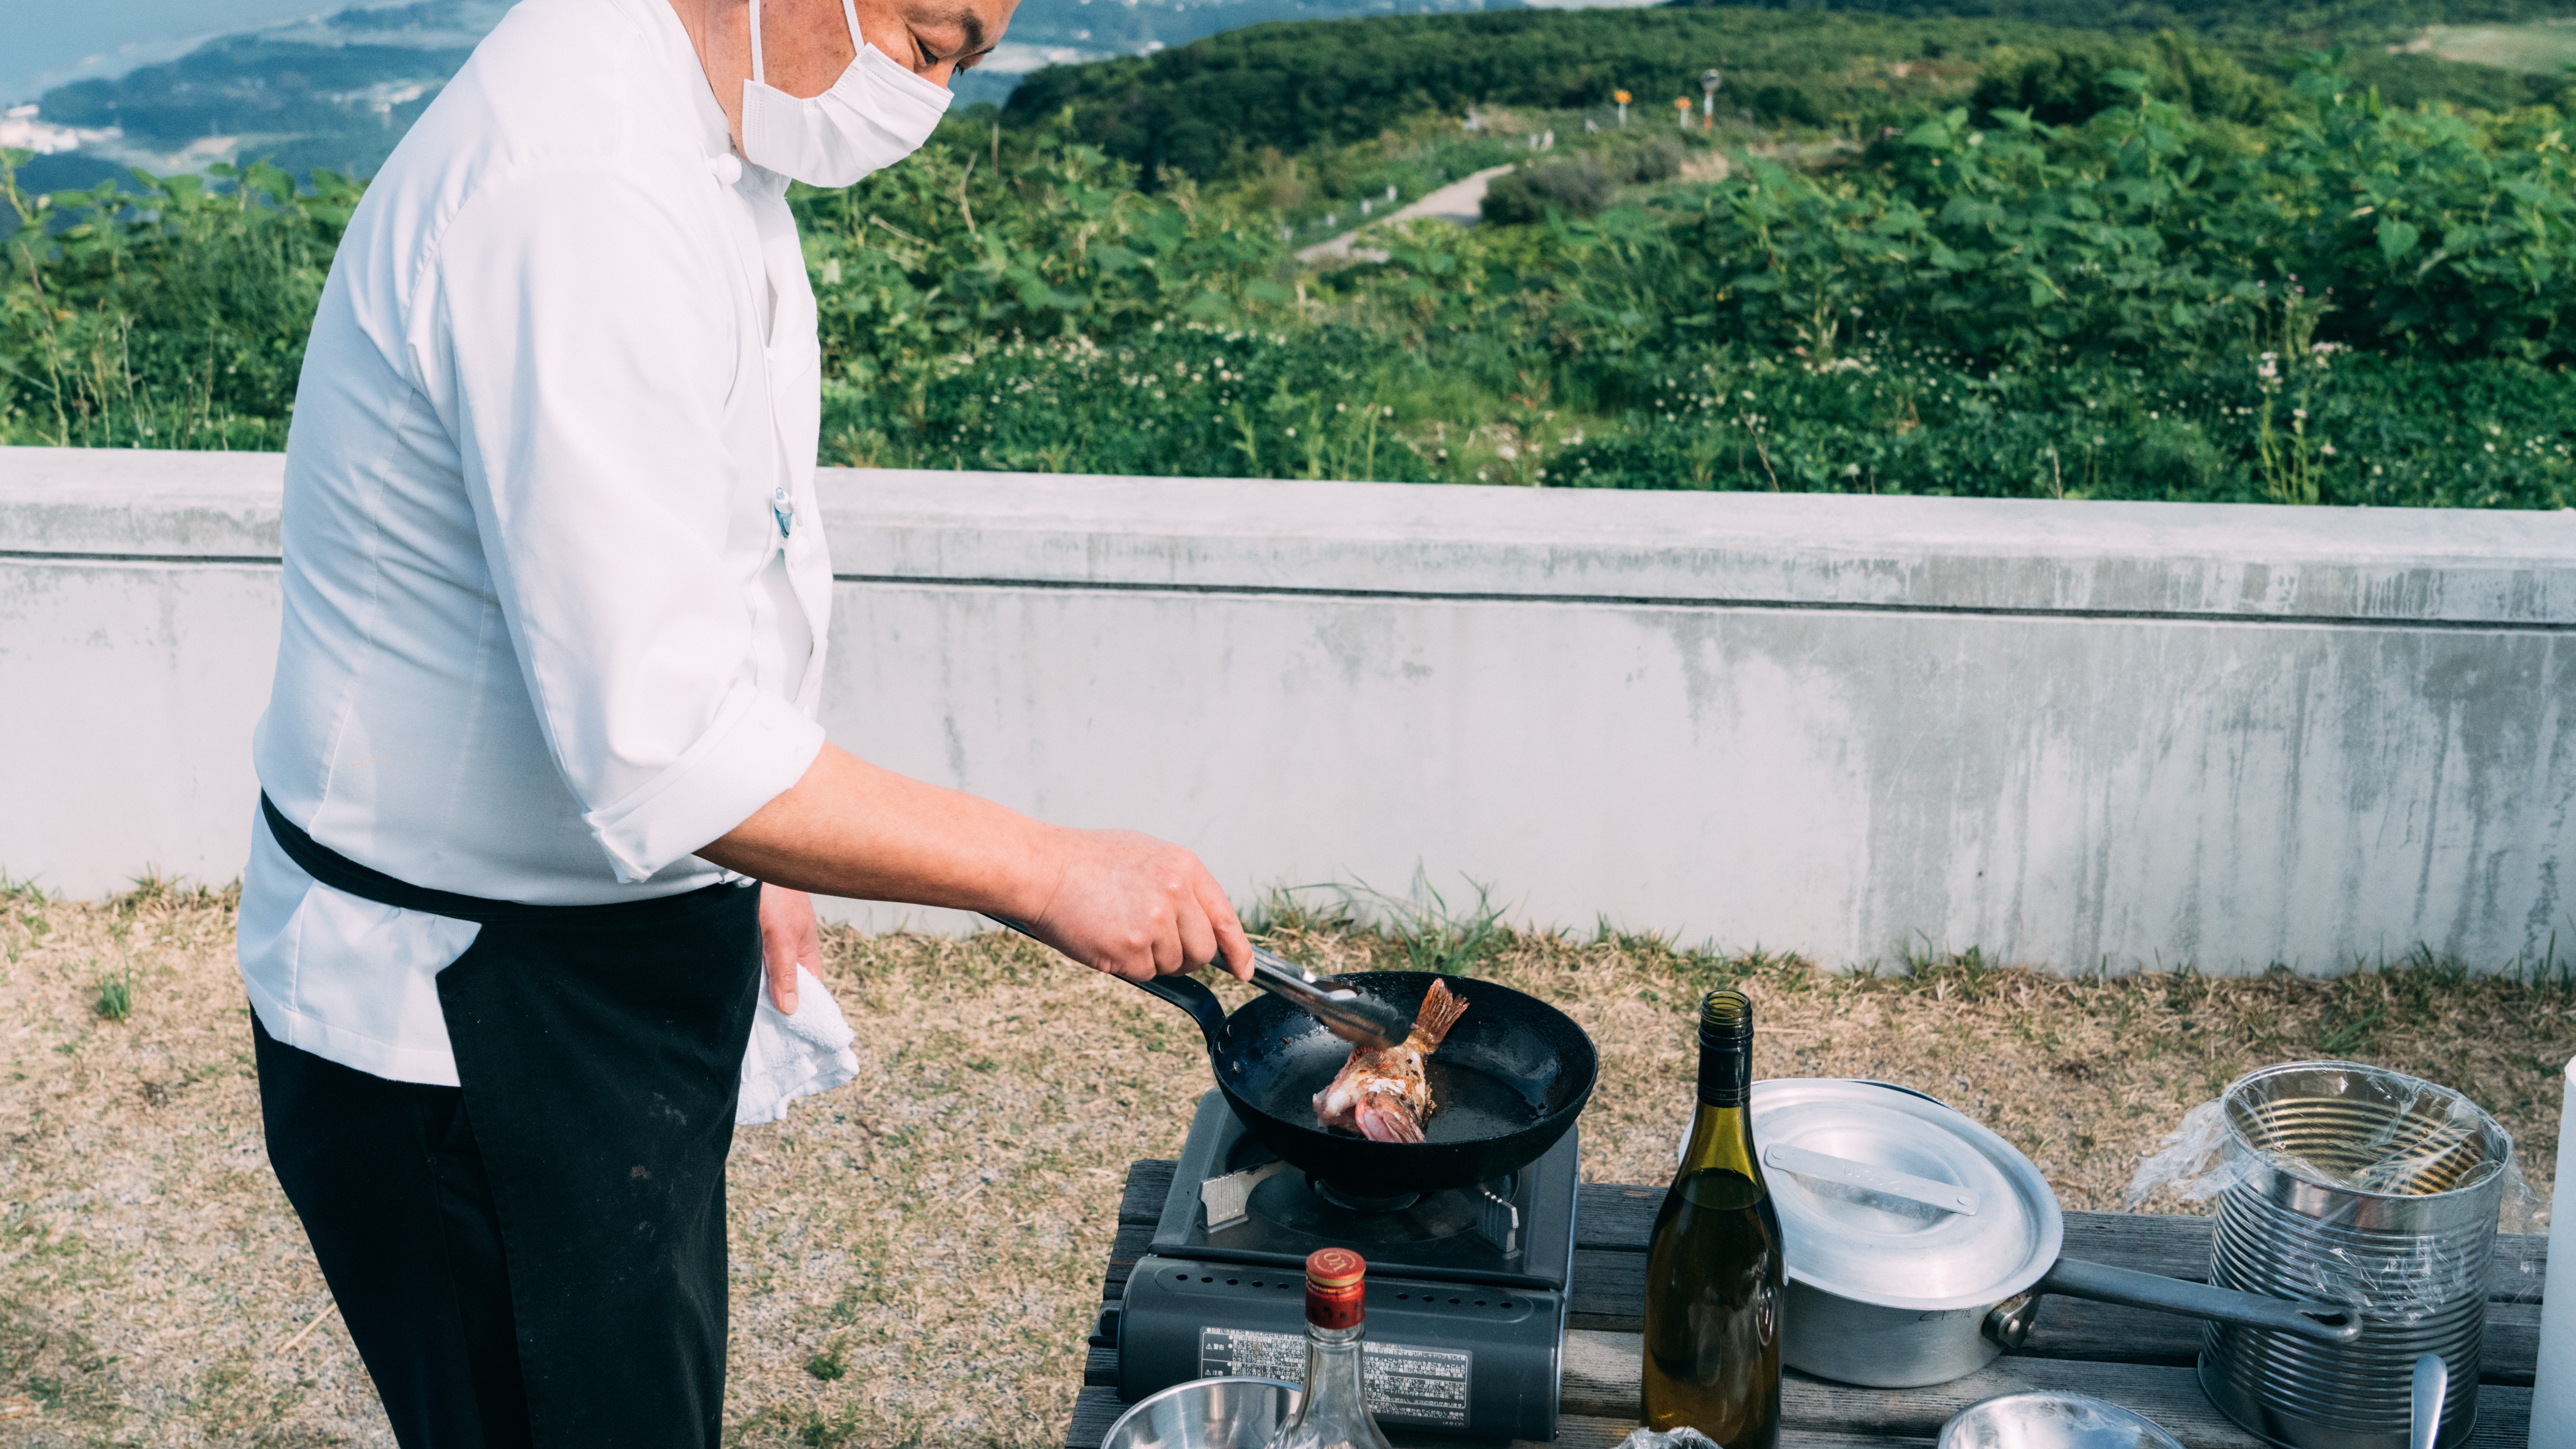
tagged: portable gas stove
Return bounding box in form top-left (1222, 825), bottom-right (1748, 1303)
top-left (1112, 1090), bottom-right (1579, 1442)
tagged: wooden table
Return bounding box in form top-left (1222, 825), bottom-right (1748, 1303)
top-left (1065, 1161), bottom-right (2546, 1449)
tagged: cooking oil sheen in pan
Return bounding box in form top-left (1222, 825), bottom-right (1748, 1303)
top-left (1407, 1058), bottom-right (1549, 1142)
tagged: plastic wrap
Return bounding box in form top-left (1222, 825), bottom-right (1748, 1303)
top-left (1613, 1430), bottom-right (1721, 1449)
top-left (2120, 1060), bottom-right (2546, 1319)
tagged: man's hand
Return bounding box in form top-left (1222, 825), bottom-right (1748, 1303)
top-left (1026, 829), bottom-right (1253, 985)
top-left (701, 743), bottom-right (1253, 988)
top-left (758, 883), bottom-right (823, 1013)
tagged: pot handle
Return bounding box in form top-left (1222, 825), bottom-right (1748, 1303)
top-left (2038, 1258), bottom-right (2363, 1344)
top-left (984, 914), bottom-right (1228, 1051)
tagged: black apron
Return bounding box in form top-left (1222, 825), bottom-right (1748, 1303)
top-left (260, 795), bottom-right (763, 1449)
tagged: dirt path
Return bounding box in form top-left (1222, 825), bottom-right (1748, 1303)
top-left (1298, 163), bottom-right (1519, 267)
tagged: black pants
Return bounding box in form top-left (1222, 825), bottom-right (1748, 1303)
top-left (256, 1014), bottom-right (532, 1448)
top-left (251, 834), bottom-right (764, 1449)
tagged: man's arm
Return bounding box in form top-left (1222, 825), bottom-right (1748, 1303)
top-left (701, 743), bottom-right (1253, 985)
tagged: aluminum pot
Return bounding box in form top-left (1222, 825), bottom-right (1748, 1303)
top-left (1743, 1081), bottom-right (2361, 1388)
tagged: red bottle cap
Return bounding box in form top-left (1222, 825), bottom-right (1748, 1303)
top-left (1305, 1248), bottom-right (1366, 1330)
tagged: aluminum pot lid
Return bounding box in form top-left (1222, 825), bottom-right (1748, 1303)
top-left (1747, 1078), bottom-right (2062, 1312)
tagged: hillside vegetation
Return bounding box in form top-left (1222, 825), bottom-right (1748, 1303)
top-left (1005, 2), bottom-right (2576, 174)
top-left (5, 5), bottom-right (2573, 505)
top-left (1006, 9), bottom-right (2079, 175)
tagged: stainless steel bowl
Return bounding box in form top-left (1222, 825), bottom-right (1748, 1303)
top-left (1100, 1377), bottom-right (1300, 1449)
top-left (1939, 1393), bottom-right (2187, 1449)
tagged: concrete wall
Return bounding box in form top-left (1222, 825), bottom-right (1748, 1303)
top-left (5, 445), bottom-right (2572, 972)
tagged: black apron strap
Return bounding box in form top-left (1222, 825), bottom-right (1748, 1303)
top-left (262, 793), bottom-right (679, 926)
top-left (257, 793), bottom-right (761, 1449)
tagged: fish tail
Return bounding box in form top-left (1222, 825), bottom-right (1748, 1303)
top-left (1409, 979), bottom-right (1469, 1050)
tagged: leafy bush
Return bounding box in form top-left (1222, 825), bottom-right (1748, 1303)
top-left (1548, 344), bottom-right (2574, 507)
top-left (1481, 163), bottom-right (1617, 223)
top-left (1662, 66), bottom-right (2576, 366)
top-left (1972, 31), bottom-right (2282, 123)
top-left (1, 158), bottom-right (354, 448)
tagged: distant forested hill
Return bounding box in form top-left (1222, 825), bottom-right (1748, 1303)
top-left (1002, 1), bottom-right (2574, 178)
top-left (1671, 0), bottom-right (2576, 106)
top-left (1002, 9), bottom-right (2079, 176)
top-left (995, 0), bottom-right (1528, 65)
top-left (13, 0), bottom-right (501, 194)
top-left (9, 0), bottom-right (1532, 192)
top-left (1668, 0), bottom-right (2569, 31)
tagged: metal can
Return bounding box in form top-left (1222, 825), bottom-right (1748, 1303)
top-left (2197, 1061), bottom-right (2511, 1449)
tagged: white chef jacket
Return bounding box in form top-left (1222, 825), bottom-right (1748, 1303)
top-left (240, 0), bottom-right (835, 1086)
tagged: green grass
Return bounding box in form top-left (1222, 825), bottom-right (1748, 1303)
top-left (92, 965), bottom-right (132, 1022)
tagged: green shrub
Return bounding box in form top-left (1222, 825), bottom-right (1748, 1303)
top-left (2, 157), bottom-right (353, 448)
top-left (1548, 344), bottom-right (2574, 507)
top-left (1972, 32), bottom-right (2281, 124)
top-left (1481, 164), bottom-right (1617, 223)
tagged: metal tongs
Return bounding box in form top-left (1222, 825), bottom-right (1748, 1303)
top-left (984, 915), bottom-right (1408, 1049)
top-left (1243, 943), bottom-right (1409, 1049)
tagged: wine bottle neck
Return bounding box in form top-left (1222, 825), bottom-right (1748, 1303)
top-left (1696, 1039), bottom-right (1751, 1108)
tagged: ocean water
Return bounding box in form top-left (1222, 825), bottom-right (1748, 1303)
top-left (1, 0), bottom-right (451, 105)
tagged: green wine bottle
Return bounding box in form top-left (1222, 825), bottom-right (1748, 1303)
top-left (1641, 989), bottom-right (1784, 1447)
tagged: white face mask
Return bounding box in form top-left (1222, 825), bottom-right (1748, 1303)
top-left (738, 0), bottom-right (952, 188)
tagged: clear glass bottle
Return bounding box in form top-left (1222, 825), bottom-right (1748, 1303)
top-left (1264, 1247), bottom-right (1397, 1449)
top-left (1641, 989), bottom-right (1784, 1448)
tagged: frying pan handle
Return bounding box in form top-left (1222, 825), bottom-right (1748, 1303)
top-left (2037, 1258), bottom-right (2363, 1344)
top-left (982, 912), bottom-right (1230, 1053)
top-left (1129, 971), bottom-right (1229, 1053)
top-left (979, 912), bottom-right (1231, 1047)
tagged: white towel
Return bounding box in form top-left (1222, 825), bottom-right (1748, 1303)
top-left (735, 964), bottom-right (861, 1127)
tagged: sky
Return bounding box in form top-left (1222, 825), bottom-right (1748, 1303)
top-left (0, 0), bottom-right (373, 105)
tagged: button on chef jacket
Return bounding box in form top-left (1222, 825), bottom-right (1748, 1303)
top-left (238, 0), bottom-right (834, 1087)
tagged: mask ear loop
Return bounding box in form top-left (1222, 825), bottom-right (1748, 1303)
top-left (747, 0), bottom-right (768, 85)
top-left (838, 0), bottom-right (867, 65)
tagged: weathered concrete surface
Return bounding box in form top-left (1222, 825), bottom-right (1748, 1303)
top-left (6, 447), bottom-right (2572, 972)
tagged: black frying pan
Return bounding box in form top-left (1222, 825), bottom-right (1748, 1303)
top-left (1134, 970), bottom-right (1598, 1194)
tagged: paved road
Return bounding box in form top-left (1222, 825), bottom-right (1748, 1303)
top-left (1296, 162), bottom-right (1518, 267)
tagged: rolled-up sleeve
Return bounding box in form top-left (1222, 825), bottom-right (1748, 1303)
top-left (420, 167), bottom-right (824, 882)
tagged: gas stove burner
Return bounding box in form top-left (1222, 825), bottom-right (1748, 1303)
top-left (1162, 1092), bottom-right (1570, 1282)
top-left (1312, 1178), bottom-right (1422, 1213)
top-left (1117, 1091), bottom-right (1582, 1441)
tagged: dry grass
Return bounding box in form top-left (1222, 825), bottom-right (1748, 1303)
top-left (0, 883), bottom-right (2567, 1448)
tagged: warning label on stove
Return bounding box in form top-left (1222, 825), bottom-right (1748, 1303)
top-left (1197, 1328), bottom-right (1473, 1429)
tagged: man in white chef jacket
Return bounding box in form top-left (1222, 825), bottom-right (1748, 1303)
top-left (237, 0), bottom-right (1252, 1443)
